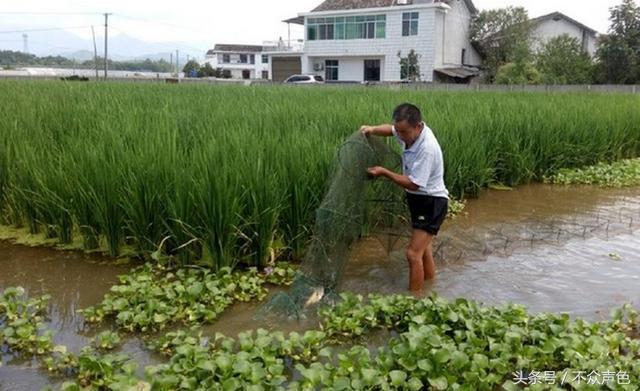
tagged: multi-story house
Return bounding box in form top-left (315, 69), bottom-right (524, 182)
top-left (530, 12), bottom-right (599, 57)
top-left (204, 44), bottom-right (270, 80)
top-left (289, 0), bottom-right (482, 83)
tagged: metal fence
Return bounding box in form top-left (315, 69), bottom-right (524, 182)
top-left (0, 73), bottom-right (638, 93)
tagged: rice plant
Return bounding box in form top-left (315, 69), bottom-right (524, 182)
top-left (0, 80), bottom-right (639, 269)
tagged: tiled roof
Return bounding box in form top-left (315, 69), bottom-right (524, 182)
top-left (311, 0), bottom-right (477, 13)
top-left (208, 44), bottom-right (264, 55)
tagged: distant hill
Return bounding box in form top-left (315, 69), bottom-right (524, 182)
top-left (0, 25), bottom-right (205, 62)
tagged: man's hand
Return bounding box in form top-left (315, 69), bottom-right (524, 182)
top-left (360, 125), bottom-right (375, 136)
top-left (367, 166), bottom-right (389, 178)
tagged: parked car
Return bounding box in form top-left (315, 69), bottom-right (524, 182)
top-left (284, 74), bottom-right (324, 84)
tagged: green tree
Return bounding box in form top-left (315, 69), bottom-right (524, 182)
top-left (398, 49), bottom-right (421, 81)
top-left (536, 34), bottom-right (594, 84)
top-left (182, 60), bottom-right (200, 77)
top-left (470, 7), bottom-right (532, 82)
top-left (198, 63), bottom-right (217, 77)
top-left (596, 0), bottom-right (640, 83)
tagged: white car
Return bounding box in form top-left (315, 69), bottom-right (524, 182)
top-left (284, 74), bottom-right (325, 84)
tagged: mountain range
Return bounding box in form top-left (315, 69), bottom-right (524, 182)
top-left (0, 26), bottom-right (207, 62)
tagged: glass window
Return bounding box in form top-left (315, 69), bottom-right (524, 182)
top-left (402, 12), bottom-right (419, 36)
top-left (262, 55), bottom-right (268, 64)
top-left (325, 60), bottom-right (339, 81)
top-left (222, 54), bottom-right (230, 63)
top-left (336, 23), bottom-right (345, 40)
top-left (376, 22), bottom-right (386, 39)
top-left (308, 25), bottom-right (317, 40)
top-left (366, 22), bottom-right (375, 39)
top-left (239, 54), bottom-right (248, 63)
top-left (308, 14), bottom-right (386, 41)
top-left (249, 54), bottom-right (255, 65)
top-left (346, 23), bottom-right (357, 39)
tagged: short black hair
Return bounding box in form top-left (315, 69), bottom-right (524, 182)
top-left (392, 103), bottom-right (422, 127)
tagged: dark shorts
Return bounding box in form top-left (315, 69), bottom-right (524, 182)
top-left (406, 193), bottom-right (449, 236)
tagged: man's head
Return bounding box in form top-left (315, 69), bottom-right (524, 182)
top-left (392, 103), bottom-right (424, 144)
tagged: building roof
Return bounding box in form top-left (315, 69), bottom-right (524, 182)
top-left (530, 12), bottom-right (598, 35)
top-left (434, 67), bottom-right (479, 79)
top-left (207, 44), bottom-right (264, 55)
top-left (311, 0), bottom-right (477, 14)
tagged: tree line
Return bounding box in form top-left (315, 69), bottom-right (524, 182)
top-left (0, 51), bottom-right (174, 73)
top-left (471, 0), bottom-right (640, 84)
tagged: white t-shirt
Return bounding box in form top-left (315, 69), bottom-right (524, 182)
top-left (392, 123), bottom-right (449, 199)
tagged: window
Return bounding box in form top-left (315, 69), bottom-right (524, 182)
top-left (262, 55), bottom-right (269, 64)
top-left (402, 12), bottom-right (419, 36)
top-left (262, 70), bottom-right (269, 79)
top-left (308, 25), bottom-right (317, 40)
top-left (461, 48), bottom-right (466, 65)
top-left (325, 60), bottom-right (339, 81)
top-left (222, 54), bottom-right (230, 63)
top-left (307, 14), bottom-right (385, 40)
top-left (239, 54), bottom-right (248, 64)
top-left (250, 54), bottom-right (255, 65)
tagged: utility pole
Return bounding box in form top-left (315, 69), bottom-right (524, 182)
top-left (22, 34), bottom-right (28, 53)
top-left (104, 13), bottom-right (112, 80)
top-left (169, 52), bottom-right (173, 73)
top-left (91, 26), bottom-right (99, 80)
top-left (176, 49), bottom-right (179, 76)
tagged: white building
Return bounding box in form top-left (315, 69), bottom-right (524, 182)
top-left (204, 44), bottom-right (271, 80)
top-left (204, 40), bottom-right (305, 81)
top-left (286, 0), bottom-right (482, 83)
top-left (530, 12), bottom-right (599, 57)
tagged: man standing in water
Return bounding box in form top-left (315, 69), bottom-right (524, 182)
top-left (361, 103), bottom-right (449, 294)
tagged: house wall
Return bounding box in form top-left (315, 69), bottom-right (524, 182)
top-left (203, 52), bottom-right (267, 79)
top-left (302, 4), bottom-right (441, 81)
top-left (532, 18), bottom-right (598, 57)
top-left (307, 56), bottom-right (385, 81)
top-left (436, 0), bottom-right (482, 67)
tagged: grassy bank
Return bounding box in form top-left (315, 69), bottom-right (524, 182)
top-left (1, 81), bottom-right (639, 268)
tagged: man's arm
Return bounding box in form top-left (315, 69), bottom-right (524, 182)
top-left (360, 124), bottom-right (393, 137)
top-left (367, 167), bottom-right (420, 192)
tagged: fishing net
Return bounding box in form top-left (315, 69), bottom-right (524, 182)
top-left (258, 131), bottom-right (408, 319)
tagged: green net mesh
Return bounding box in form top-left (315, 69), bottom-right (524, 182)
top-left (258, 131), bottom-right (408, 319)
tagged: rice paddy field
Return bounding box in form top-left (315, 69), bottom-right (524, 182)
top-left (2, 80), bottom-right (640, 390)
top-left (1, 80), bottom-right (639, 269)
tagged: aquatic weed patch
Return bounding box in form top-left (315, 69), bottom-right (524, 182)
top-left (139, 294), bottom-right (640, 390)
top-left (545, 158), bottom-right (640, 187)
top-left (0, 286), bottom-right (54, 356)
top-left (79, 263), bottom-right (297, 332)
top-left (2, 286), bottom-right (639, 390)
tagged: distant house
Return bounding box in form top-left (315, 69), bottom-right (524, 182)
top-left (204, 40), bottom-right (305, 81)
top-left (530, 12), bottom-right (599, 57)
top-left (285, 0), bottom-right (482, 83)
top-left (204, 44), bottom-right (269, 80)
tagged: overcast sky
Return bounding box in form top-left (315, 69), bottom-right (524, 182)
top-left (0, 0), bottom-right (623, 52)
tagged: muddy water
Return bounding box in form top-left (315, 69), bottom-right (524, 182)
top-left (1, 184), bottom-right (640, 389)
top-left (343, 184), bottom-right (640, 320)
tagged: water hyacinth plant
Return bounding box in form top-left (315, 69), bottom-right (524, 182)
top-left (0, 81), bottom-right (639, 268)
top-left (2, 285), bottom-right (639, 390)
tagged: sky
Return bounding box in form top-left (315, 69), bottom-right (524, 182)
top-left (0, 0), bottom-right (624, 54)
